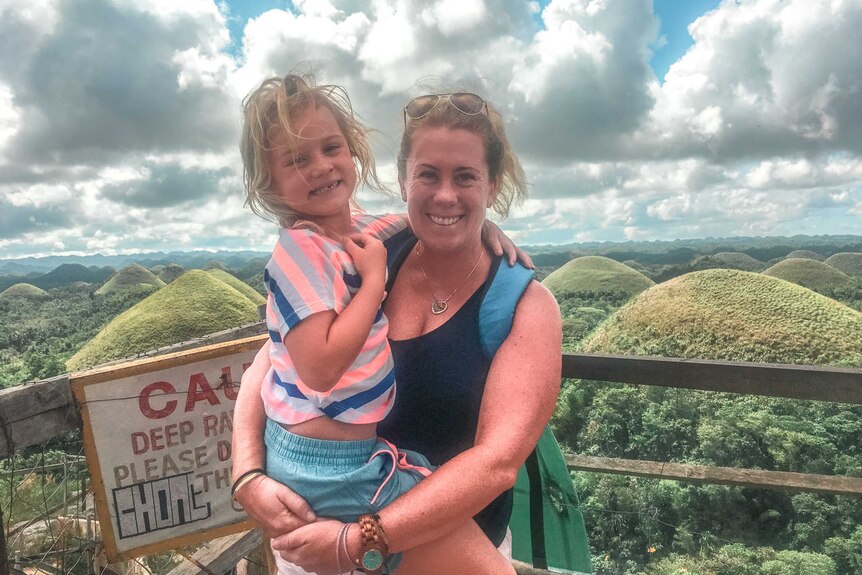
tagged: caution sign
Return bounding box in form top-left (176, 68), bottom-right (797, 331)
top-left (71, 334), bottom-right (267, 560)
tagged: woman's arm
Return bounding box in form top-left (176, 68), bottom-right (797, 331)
top-left (274, 281), bottom-right (562, 563)
top-left (231, 341), bottom-right (317, 537)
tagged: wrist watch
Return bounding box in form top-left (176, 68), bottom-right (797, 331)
top-left (354, 513), bottom-right (390, 574)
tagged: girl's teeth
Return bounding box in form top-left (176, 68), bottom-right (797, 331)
top-left (430, 215), bottom-right (461, 226)
top-left (311, 181), bottom-right (338, 195)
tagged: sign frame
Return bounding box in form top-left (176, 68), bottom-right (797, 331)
top-left (72, 334), bottom-right (268, 561)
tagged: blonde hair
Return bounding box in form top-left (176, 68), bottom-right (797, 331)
top-left (240, 73), bottom-right (382, 227)
top-left (396, 97), bottom-right (527, 218)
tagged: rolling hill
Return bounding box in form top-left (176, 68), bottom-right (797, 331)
top-left (32, 263), bottom-right (115, 290)
top-left (206, 269), bottom-right (265, 304)
top-left (762, 258), bottom-right (853, 294)
top-left (582, 269), bottom-right (862, 365)
top-left (95, 264), bottom-right (166, 296)
top-left (691, 252), bottom-right (765, 272)
top-left (824, 252), bottom-right (862, 277)
top-left (0, 283), bottom-right (49, 299)
top-left (156, 263), bottom-right (185, 283)
top-left (541, 256), bottom-right (655, 298)
top-left (784, 249), bottom-right (824, 261)
top-left (67, 270), bottom-right (262, 370)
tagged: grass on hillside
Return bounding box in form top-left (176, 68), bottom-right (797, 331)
top-left (785, 249), bottom-right (825, 261)
top-left (691, 251), bottom-right (765, 272)
top-left (0, 283), bottom-right (49, 299)
top-left (95, 263), bottom-right (166, 296)
top-left (206, 268), bottom-right (266, 302)
top-left (157, 263), bottom-right (185, 283)
top-left (763, 258), bottom-right (854, 294)
top-left (542, 256), bottom-right (655, 298)
top-left (824, 252), bottom-right (862, 277)
top-left (67, 270), bottom-right (261, 370)
top-left (583, 269), bottom-right (862, 366)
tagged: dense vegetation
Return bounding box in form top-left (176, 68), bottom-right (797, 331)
top-left (1, 238), bottom-right (861, 574)
top-left (554, 269), bottom-right (862, 575)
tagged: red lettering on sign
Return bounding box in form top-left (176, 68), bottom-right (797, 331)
top-left (185, 373), bottom-right (220, 412)
top-left (140, 381), bottom-right (177, 419)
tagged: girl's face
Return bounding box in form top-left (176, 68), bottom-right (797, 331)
top-left (400, 126), bottom-right (497, 254)
top-left (268, 105), bottom-right (356, 228)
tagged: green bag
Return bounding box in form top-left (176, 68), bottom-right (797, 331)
top-left (511, 426), bottom-right (593, 573)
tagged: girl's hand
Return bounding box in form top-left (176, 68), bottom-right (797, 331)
top-left (233, 474), bottom-right (316, 539)
top-left (272, 520), bottom-right (356, 575)
top-left (482, 221), bottom-right (534, 268)
top-left (345, 233), bottom-right (387, 287)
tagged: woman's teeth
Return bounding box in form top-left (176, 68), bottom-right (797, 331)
top-left (429, 215), bottom-right (462, 226)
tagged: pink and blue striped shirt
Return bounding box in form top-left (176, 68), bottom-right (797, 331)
top-left (261, 214), bottom-right (408, 425)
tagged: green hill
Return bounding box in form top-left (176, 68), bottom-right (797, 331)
top-left (202, 260), bottom-right (230, 272)
top-left (582, 269), bottom-right (862, 365)
top-left (157, 263), bottom-right (185, 283)
top-left (763, 258), bottom-right (853, 294)
top-left (541, 256), bottom-right (655, 297)
top-left (824, 252), bottom-right (862, 277)
top-left (95, 264), bottom-right (166, 296)
top-left (67, 270), bottom-right (261, 370)
top-left (33, 263), bottom-right (114, 289)
top-left (206, 269), bottom-right (265, 304)
top-left (691, 251), bottom-right (765, 272)
top-left (0, 283), bottom-right (49, 299)
top-left (784, 249), bottom-right (824, 261)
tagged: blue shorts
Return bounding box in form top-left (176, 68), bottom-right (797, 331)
top-left (264, 419), bottom-right (434, 571)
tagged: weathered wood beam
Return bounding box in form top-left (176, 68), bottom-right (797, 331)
top-left (562, 353), bottom-right (862, 404)
top-left (567, 455), bottom-right (862, 496)
top-left (166, 530), bottom-right (262, 575)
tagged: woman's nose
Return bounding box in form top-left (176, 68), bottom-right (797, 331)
top-left (433, 182), bottom-right (457, 204)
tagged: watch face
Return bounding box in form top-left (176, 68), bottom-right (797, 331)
top-left (362, 549), bottom-right (384, 570)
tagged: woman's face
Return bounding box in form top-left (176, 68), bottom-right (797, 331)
top-left (400, 126), bottom-right (497, 253)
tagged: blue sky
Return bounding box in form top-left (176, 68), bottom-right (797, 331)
top-left (0, 0), bottom-right (860, 259)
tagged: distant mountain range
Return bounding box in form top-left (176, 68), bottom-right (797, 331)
top-left (0, 250), bottom-right (271, 275)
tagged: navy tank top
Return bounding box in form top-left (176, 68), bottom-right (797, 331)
top-left (378, 270), bottom-right (513, 547)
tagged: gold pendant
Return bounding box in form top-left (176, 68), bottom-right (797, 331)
top-left (431, 300), bottom-right (448, 315)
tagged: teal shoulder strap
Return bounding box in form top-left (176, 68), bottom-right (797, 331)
top-left (478, 259), bottom-right (593, 574)
top-left (477, 258), bottom-right (534, 358)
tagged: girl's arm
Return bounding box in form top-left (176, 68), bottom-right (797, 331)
top-left (284, 233), bottom-right (386, 392)
top-left (231, 341), bottom-right (317, 535)
top-left (273, 282), bottom-right (562, 568)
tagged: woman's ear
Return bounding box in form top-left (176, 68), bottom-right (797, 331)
top-left (486, 179), bottom-right (499, 208)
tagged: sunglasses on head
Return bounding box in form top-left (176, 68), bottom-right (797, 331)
top-left (403, 93), bottom-right (488, 126)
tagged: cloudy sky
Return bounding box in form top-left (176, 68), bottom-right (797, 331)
top-left (1, 0), bottom-right (860, 260)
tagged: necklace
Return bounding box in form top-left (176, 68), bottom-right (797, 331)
top-left (415, 242), bottom-right (484, 315)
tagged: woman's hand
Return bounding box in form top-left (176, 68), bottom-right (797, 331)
top-left (272, 519), bottom-right (356, 575)
top-left (482, 220), bottom-right (534, 268)
top-left (234, 473), bottom-right (317, 539)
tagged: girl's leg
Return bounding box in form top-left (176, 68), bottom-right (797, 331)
top-left (396, 520), bottom-right (515, 575)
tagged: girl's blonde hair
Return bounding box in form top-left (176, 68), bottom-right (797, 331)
top-left (240, 73), bottom-right (382, 227)
top-left (396, 97), bottom-right (527, 218)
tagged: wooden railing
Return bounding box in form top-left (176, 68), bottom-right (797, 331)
top-left (2, 327), bottom-right (861, 574)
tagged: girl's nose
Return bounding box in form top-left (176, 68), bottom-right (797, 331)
top-left (310, 155), bottom-right (333, 177)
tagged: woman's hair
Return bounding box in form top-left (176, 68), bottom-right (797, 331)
top-left (240, 73), bottom-right (382, 227)
top-left (396, 97), bottom-right (527, 218)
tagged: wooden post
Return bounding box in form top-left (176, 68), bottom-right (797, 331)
top-left (1, 507), bottom-right (9, 575)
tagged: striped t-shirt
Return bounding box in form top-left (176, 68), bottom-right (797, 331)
top-left (261, 214), bottom-right (408, 425)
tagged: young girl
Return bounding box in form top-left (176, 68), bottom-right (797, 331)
top-left (234, 74), bottom-right (518, 574)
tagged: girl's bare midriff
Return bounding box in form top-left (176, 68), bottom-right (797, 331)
top-left (281, 417), bottom-right (378, 441)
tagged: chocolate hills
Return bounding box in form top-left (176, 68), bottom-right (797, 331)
top-left (67, 270), bottom-right (262, 370)
top-left (582, 269), bottom-right (862, 366)
top-left (541, 256), bottom-right (655, 298)
top-left (763, 258), bottom-right (854, 294)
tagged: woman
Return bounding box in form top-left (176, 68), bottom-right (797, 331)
top-left (233, 91), bottom-right (562, 574)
